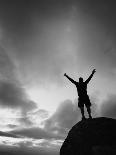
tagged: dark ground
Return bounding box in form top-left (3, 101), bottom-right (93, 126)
top-left (60, 117), bottom-right (116, 155)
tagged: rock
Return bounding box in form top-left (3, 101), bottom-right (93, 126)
top-left (60, 117), bottom-right (116, 155)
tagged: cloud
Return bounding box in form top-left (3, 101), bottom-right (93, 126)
top-left (44, 99), bottom-right (80, 138)
top-left (0, 137), bottom-right (60, 155)
top-left (0, 131), bottom-right (18, 138)
top-left (0, 0), bottom-right (79, 86)
top-left (0, 81), bottom-right (37, 112)
top-left (0, 45), bottom-right (37, 114)
top-left (100, 94), bottom-right (116, 118)
top-left (33, 109), bottom-right (49, 119)
top-left (9, 100), bottom-right (81, 140)
top-left (43, 97), bottom-right (99, 139)
top-left (0, 46), bottom-right (17, 82)
top-left (0, 46), bottom-right (38, 127)
top-left (1, 0), bottom-right (116, 89)
top-left (0, 0), bottom-right (116, 89)
top-left (7, 124), bottom-right (18, 129)
top-left (10, 127), bottom-right (60, 140)
top-left (2, 99), bottom-right (81, 154)
top-left (18, 115), bottom-right (34, 126)
top-left (28, 109), bottom-right (50, 126)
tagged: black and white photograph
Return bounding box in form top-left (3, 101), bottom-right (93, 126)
top-left (0, 0), bottom-right (116, 154)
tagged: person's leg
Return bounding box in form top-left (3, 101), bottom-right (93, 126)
top-left (85, 95), bottom-right (92, 119)
top-left (86, 105), bottom-right (92, 119)
top-left (80, 106), bottom-right (86, 120)
top-left (78, 98), bottom-right (86, 120)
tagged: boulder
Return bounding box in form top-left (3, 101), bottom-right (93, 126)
top-left (60, 117), bottom-right (116, 155)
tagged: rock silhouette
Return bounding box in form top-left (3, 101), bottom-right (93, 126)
top-left (60, 117), bottom-right (116, 155)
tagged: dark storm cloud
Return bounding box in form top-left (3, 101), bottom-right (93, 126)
top-left (100, 94), bottom-right (116, 119)
top-left (0, 80), bottom-right (38, 127)
top-left (0, 81), bottom-right (37, 112)
top-left (0, 130), bottom-right (18, 138)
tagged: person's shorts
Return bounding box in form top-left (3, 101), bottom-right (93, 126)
top-left (78, 95), bottom-right (91, 108)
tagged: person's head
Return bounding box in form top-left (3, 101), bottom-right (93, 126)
top-left (79, 77), bottom-right (83, 83)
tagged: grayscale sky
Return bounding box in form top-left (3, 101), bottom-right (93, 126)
top-left (0, 0), bottom-right (116, 154)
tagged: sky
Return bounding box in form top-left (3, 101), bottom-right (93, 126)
top-left (0, 0), bottom-right (116, 154)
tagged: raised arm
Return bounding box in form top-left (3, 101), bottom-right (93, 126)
top-left (85, 69), bottom-right (96, 84)
top-left (64, 73), bottom-right (77, 85)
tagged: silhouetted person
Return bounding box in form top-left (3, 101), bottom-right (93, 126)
top-left (64, 69), bottom-right (96, 120)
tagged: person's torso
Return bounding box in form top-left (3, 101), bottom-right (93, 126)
top-left (76, 82), bottom-right (87, 97)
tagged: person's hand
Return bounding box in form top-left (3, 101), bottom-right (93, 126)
top-left (64, 73), bottom-right (67, 76)
top-left (92, 69), bottom-right (96, 74)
